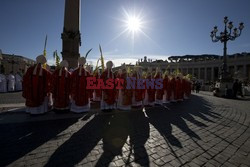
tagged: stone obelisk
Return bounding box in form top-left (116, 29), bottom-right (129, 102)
top-left (61, 0), bottom-right (81, 69)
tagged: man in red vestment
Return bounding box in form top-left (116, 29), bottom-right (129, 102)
top-left (144, 68), bottom-right (155, 106)
top-left (86, 65), bottom-right (94, 100)
top-left (93, 69), bottom-right (102, 101)
top-left (132, 66), bottom-right (144, 108)
top-left (70, 57), bottom-right (91, 113)
top-left (176, 74), bottom-right (184, 102)
top-left (52, 60), bottom-right (71, 113)
top-left (170, 74), bottom-right (177, 102)
top-left (100, 61), bottom-right (116, 111)
top-left (22, 55), bottom-right (52, 115)
top-left (117, 68), bottom-right (132, 110)
top-left (154, 68), bottom-right (164, 105)
top-left (163, 71), bottom-right (171, 103)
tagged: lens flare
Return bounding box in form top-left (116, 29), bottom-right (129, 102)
top-left (126, 16), bottom-right (142, 32)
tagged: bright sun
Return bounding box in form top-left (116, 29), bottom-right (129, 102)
top-left (107, 7), bottom-right (150, 45)
top-left (126, 16), bottom-right (142, 32)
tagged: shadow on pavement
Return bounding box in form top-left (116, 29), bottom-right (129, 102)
top-left (0, 117), bottom-right (79, 167)
top-left (45, 112), bottom-right (150, 167)
top-left (1, 94), bottom-right (220, 166)
top-left (45, 114), bottom-right (112, 167)
top-left (143, 94), bottom-right (221, 164)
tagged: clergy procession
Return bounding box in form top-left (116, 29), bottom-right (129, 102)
top-left (0, 72), bottom-right (23, 93)
top-left (22, 54), bottom-right (192, 115)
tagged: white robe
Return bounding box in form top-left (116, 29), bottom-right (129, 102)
top-left (132, 92), bottom-right (143, 107)
top-left (117, 89), bottom-right (131, 110)
top-left (101, 91), bottom-right (116, 110)
top-left (0, 74), bottom-right (7, 93)
top-left (15, 74), bottom-right (22, 91)
top-left (155, 97), bottom-right (163, 105)
top-left (143, 90), bottom-right (154, 106)
top-left (71, 99), bottom-right (90, 113)
top-left (7, 74), bottom-right (15, 92)
top-left (93, 74), bottom-right (101, 102)
top-left (70, 69), bottom-right (90, 113)
top-left (101, 70), bottom-right (116, 110)
top-left (155, 92), bottom-right (163, 105)
top-left (163, 90), bottom-right (170, 103)
top-left (93, 90), bottom-right (101, 102)
top-left (170, 90), bottom-right (176, 102)
top-left (26, 97), bottom-right (49, 115)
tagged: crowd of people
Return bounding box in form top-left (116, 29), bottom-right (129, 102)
top-left (232, 79), bottom-right (245, 98)
top-left (192, 81), bottom-right (201, 93)
top-left (22, 55), bottom-right (192, 115)
top-left (0, 72), bottom-right (22, 93)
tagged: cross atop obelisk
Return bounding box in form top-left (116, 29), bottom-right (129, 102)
top-left (61, 0), bottom-right (81, 69)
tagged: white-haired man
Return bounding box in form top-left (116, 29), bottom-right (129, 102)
top-left (70, 57), bottom-right (91, 113)
top-left (52, 60), bottom-right (71, 113)
top-left (100, 61), bottom-right (116, 111)
top-left (22, 55), bottom-right (52, 115)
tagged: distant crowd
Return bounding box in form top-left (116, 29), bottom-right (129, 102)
top-left (0, 72), bottom-right (23, 93)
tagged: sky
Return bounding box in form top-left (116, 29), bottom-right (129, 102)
top-left (0, 0), bottom-right (250, 66)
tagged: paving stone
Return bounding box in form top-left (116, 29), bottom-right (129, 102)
top-left (160, 154), bottom-right (176, 163)
top-left (154, 158), bottom-right (166, 166)
top-left (114, 159), bottom-right (125, 166)
top-left (168, 159), bottom-right (183, 167)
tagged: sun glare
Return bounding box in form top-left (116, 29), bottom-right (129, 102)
top-left (126, 16), bottom-right (142, 32)
top-left (106, 7), bottom-right (155, 47)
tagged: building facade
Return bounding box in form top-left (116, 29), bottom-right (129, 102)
top-left (0, 52), bottom-right (35, 75)
top-left (136, 52), bottom-right (250, 83)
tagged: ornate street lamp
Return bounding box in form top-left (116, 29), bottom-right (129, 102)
top-left (210, 16), bottom-right (244, 81)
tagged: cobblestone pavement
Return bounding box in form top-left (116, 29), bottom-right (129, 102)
top-left (0, 92), bottom-right (25, 105)
top-left (0, 93), bottom-right (250, 167)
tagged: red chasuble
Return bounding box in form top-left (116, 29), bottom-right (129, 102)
top-left (122, 72), bottom-right (132, 105)
top-left (170, 77), bottom-right (176, 100)
top-left (146, 74), bottom-right (155, 103)
top-left (88, 73), bottom-right (94, 99)
top-left (176, 78), bottom-right (183, 100)
top-left (133, 72), bottom-right (144, 102)
top-left (94, 73), bottom-right (102, 98)
top-left (155, 73), bottom-right (164, 100)
top-left (52, 68), bottom-right (71, 109)
top-left (22, 64), bottom-right (52, 107)
top-left (100, 69), bottom-right (116, 105)
top-left (163, 76), bottom-right (171, 101)
top-left (71, 68), bottom-right (91, 106)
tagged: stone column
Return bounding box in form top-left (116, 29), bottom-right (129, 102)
top-left (61, 0), bottom-right (81, 69)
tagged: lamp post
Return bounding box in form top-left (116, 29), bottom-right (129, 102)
top-left (210, 16), bottom-right (244, 81)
